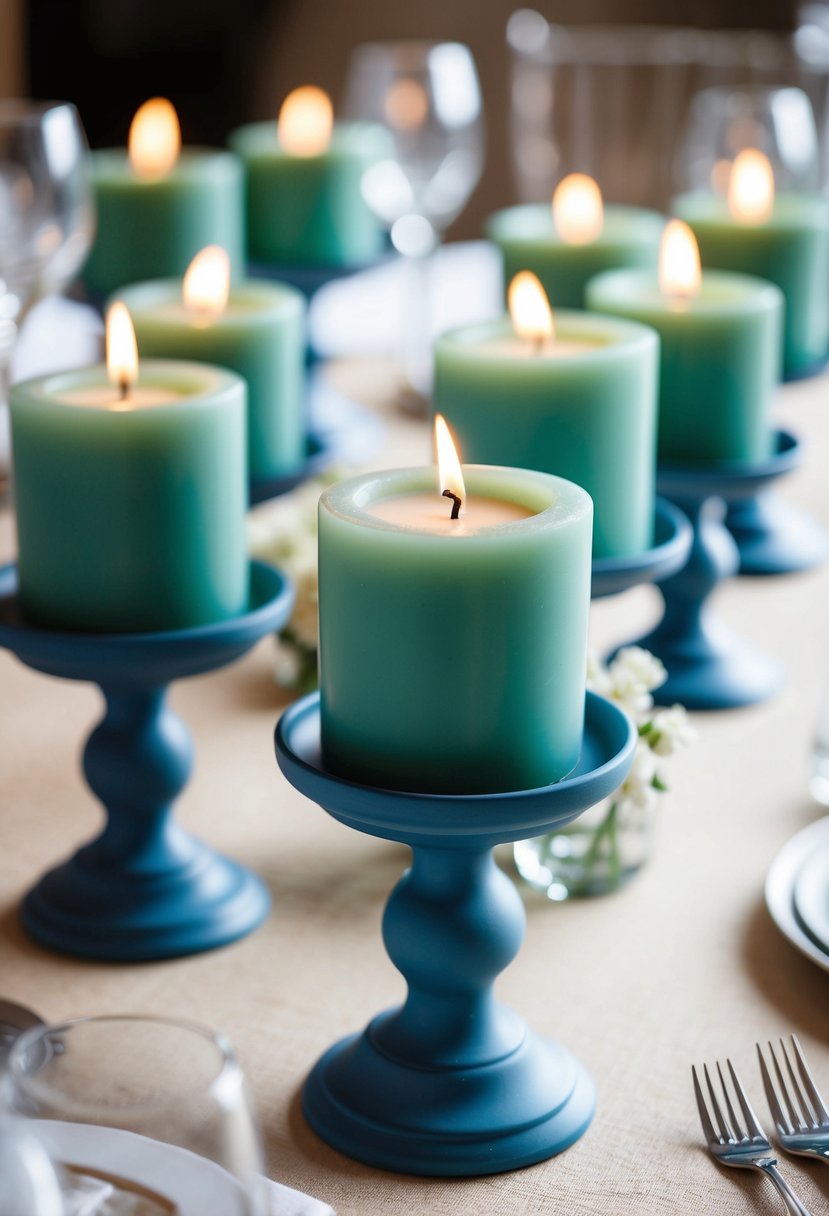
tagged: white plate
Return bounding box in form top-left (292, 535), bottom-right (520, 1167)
top-left (37, 1120), bottom-right (246, 1215)
top-left (793, 843), bottom-right (829, 951)
top-left (765, 817), bottom-right (829, 974)
top-left (33, 1121), bottom-right (333, 1216)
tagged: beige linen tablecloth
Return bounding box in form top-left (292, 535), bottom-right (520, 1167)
top-left (0, 357), bottom-right (827, 1215)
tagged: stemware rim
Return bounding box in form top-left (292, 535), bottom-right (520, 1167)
top-left (7, 1013), bottom-right (243, 1118)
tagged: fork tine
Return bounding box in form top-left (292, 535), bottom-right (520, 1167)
top-left (757, 1042), bottom-right (793, 1135)
top-left (727, 1058), bottom-right (765, 1140)
top-left (791, 1034), bottom-right (829, 1122)
top-left (719, 1061), bottom-right (745, 1139)
top-left (769, 1040), bottom-right (804, 1131)
top-left (705, 1063), bottom-right (735, 1142)
top-left (693, 1065), bottom-right (719, 1144)
top-left (779, 1038), bottom-right (815, 1129)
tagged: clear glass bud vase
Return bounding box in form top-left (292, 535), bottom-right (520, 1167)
top-left (513, 796), bottom-right (655, 900)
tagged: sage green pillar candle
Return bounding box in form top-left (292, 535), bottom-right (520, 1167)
top-left (10, 361), bottom-right (248, 632)
top-left (118, 274), bottom-right (306, 482)
top-left (486, 203), bottom-right (664, 308)
top-left (84, 151), bottom-right (245, 300)
top-left (229, 120), bottom-right (389, 268)
top-left (586, 267), bottom-right (783, 466)
top-left (673, 191), bottom-right (829, 379)
top-left (433, 313), bottom-right (658, 558)
top-left (319, 464), bottom-right (592, 795)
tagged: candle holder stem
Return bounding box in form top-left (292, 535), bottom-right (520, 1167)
top-left (610, 433), bottom-right (804, 710)
top-left (81, 684), bottom-right (193, 870)
top-left (377, 845), bottom-right (525, 1067)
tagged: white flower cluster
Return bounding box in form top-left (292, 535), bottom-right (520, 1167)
top-left (587, 647), bottom-right (695, 818)
top-left (248, 473), bottom-right (340, 689)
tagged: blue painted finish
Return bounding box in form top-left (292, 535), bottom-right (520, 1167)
top-left (725, 493), bottom-right (828, 576)
top-left (591, 497), bottom-right (692, 600)
top-left (275, 692), bottom-right (635, 1175)
top-left (0, 560), bottom-right (293, 961)
top-left (613, 431), bottom-right (801, 710)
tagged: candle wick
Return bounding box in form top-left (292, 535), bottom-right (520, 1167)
top-left (118, 375), bottom-right (130, 402)
top-left (532, 334), bottom-right (546, 355)
top-left (442, 489), bottom-right (462, 520)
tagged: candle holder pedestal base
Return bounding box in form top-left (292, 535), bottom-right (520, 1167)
top-left (275, 691), bottom-right (635, 1176)
top-left (724, 488), bottom-right (827, 576)
top-left (0, 560), bottom-right (293, 961)
top-left (617, 431), bottom-right (799, 710)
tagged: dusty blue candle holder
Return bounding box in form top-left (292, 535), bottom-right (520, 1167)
top-left (0, 560), bottom-right (293, 962)
top-left (620, 429), bottom-right (802, 710)
top-left (275, 690), bottom-right (636, 1176)
top-left (724, 463), bottom-right (827, 576)
top-left (591, 497), bottom-right (692, 600)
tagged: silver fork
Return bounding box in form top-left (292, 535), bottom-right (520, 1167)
top-left (758, 1036), bottom-right (829, 1164)
top-left (692, 1059), bottom-right (814, 1215)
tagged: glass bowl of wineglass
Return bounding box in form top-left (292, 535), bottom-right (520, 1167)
top-left (0, 100), bottom-right (95, 485)
top-left (344, 41), bottom-right (485, 409)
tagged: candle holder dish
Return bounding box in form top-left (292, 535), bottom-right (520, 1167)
top-left (723, 432), bottom-right (827, 575)
top-left (275, 690), bottom-right (635, 1176)
top-left (591, 496), bottom-right (692, 600)
top-left (618, 430), bottom-right (802, 710)
top-left (248, 371), bottom-right (382, 506)
top-left (0, 560), bottom-right (292, 961)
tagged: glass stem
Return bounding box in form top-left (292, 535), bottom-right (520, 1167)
top-left (397, 220), bottom-right (438, 413)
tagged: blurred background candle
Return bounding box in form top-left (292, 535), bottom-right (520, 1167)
top-left (118, 246), bottom-right (306, 483)
top-left (83, 98), bottom-right (245, 300)
top-left (230, 86), bottom-right (390, 268)
top-left (673, 149), bottom-right (829, 379)
top-left (319, 417), bottom-right (593, 794)
top-left (10, 304), bottom-right (248, 632)
top-left (586, 220), bottom-right (783, 466)
top-left (486, 174), bottom-right (664, 308)
top-left (433, 271), bottom-right (658, 558)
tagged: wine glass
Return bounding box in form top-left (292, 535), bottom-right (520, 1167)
top-left (677, 84), bottom-right (820, 195)
top-left (4, 1015), bottom-right (266, 1216)
top-left (0, 101), bottom-right (95, 484)
top-left (343, 41), bottom-right (485, 409)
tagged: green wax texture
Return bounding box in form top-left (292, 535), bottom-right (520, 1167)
top-left (586, 269), bottom-right (783, 466)
top-left (673, 192), bottom-right (829, 379)
top-left (229, 122), bottom-right (389, 267)
top-left (433, 313), bottom-right (658, 558)
top-left (11, 361), bottom-right (248, 632)
top-left (83, 150), bottom-right (245, 299)
top-left (118, 280), bottom-right (306, 482)
top-left (319, 465), bottom-right (592, 795)
top-left (486, 204), bottom-right (664, 308)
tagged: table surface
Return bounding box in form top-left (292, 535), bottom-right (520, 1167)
top-left (1, 340), bottom-right (828, 1216)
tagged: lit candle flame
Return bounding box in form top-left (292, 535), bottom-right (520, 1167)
top-left (106, 302), bottom-right (139, 402)
top-left (552, 173), bottom-right (604, 244)
top-left (435, 413), bottom-right (465, 519)
top-left (658, 220), bottom-right (701, 302)
top-left (728, 149), bottom-right (774, 225)
top-left (183, 245), bottom-right (231, 322)
top-left (277, 86), bottom-right (334, 156)
top-left (129, 98), bottom-right (181, 178)
top-left (508, 271), bottom-right (555, 346)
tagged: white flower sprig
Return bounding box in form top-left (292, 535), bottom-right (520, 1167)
top-left (588, 646), bottom-right (695, 818)
top-left (248, 471), bottom-right (343, 694)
